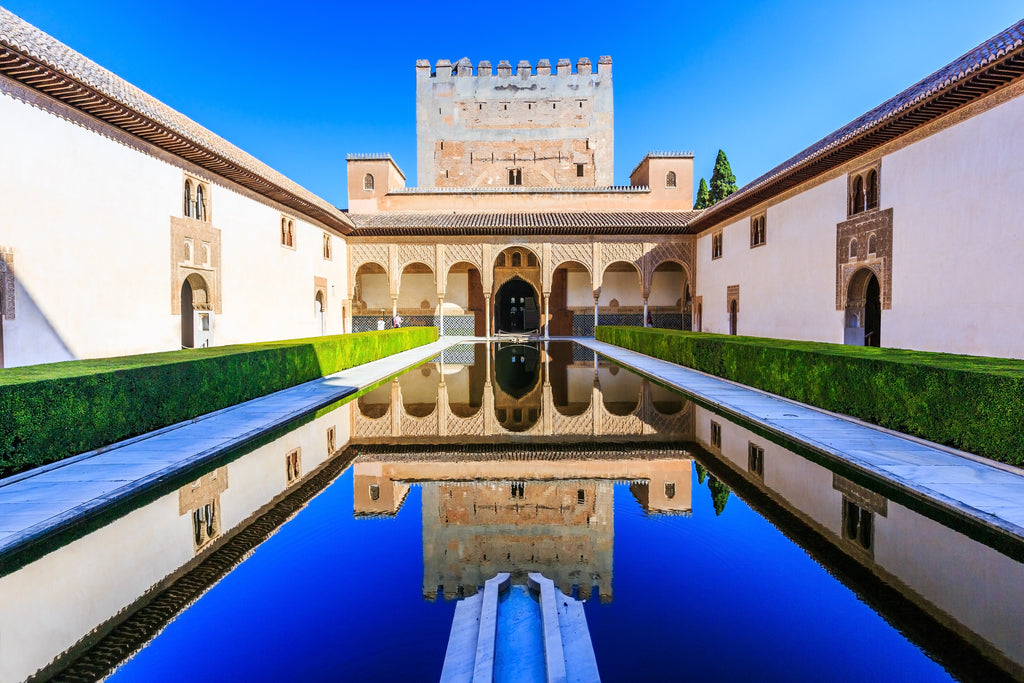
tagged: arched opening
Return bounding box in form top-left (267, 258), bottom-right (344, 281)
top-left (183, 180), bottom-right (193, 218)
top-left (357, 382), bottom-right (391, 419)
top-left (849, 238), bottom-right (858, 260)
top-left (399, 363), bottom-right (438, 418)
top-left (844, 268), bottom-right (881, 347)
top-left (180, 273), bottom-right (211, 348)
top-left (599, 364), bottom-right (642, 416)
top-left (867, 233), bottom-right (877, 256)
top-left (195, 184), bottom-right (206, 221)
top-left (729, 299), bottom-right (738, 335)
top-left (492, 342), bottom-right (541, 432)
top-left (352, 262), bottom-right (390, 331)
top-left (665, 171), bottom-right (677, 188)
top-left (649, 261), bottom-right (690, 330)
top-left (496, 277), bottom-right (539, 333)
top-left (445, 262), bottom-right (485, 336)
top-left (599, 261), bottom-right (642, 327)
top-left (649, 383), bottom-right (684, 415)
top-left (866, 170), bottom-right (879, 210)
top-left (315, 290), bottom-right (326, 335)
top-left (851, 175), bottom-right (864, 214)
top-left (550, 260), bottom-right (591, 336)
top-left (363, 173), bottom-right (374, 191)
top-left (398, 262), bottom-right (437, 327)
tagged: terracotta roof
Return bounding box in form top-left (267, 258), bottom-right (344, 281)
top-left (688, 18), bottom-right (1024, 233)
top-left (347, 211), bottom-right (702, 236)
top-left (0, 8), bottom-right (353, 234)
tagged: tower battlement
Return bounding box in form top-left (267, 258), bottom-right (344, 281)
top-left (415, 56), bottom-right (614, 189)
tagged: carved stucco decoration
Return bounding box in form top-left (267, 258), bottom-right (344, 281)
top-left (350, 243), bottom-right (390, 296)
top-left (836, 208), bottom-right (893, 311)
top-left (397, 243), bottom-right (436, 273)
top-left (547, 242), bottom-right (594, 284)
top-left (0, 250), bottom-right (14, 320)
top-left (643, 240), bottom-right (695, 296)
top-left (443, 243), bottom-right (484, 279)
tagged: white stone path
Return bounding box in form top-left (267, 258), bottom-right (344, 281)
top-left (0, 338), bottom-right (462, 560)
top-left (577, 338), bottom-right (1024, 542)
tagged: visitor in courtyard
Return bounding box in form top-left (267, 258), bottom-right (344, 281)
top-left (646, 312), bottom-right (654, 328)
top-left (376, 316), bottom-right (385, 331)
top-left (392, 313), bottom-right (403, 328)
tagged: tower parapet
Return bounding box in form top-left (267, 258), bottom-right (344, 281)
top-left (415, 57), bottom-right (614, 188)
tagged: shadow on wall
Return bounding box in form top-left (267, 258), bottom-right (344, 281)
top-left (2, 273), bottom-right (75, 368)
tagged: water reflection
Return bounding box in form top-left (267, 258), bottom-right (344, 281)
top-left (353, 445), bottom-right (692, 603)
top-left (353, 343), bottom-right (691, 442)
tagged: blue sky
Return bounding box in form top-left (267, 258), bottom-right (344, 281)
top-left (4, 1), bottom-right (1021, 207)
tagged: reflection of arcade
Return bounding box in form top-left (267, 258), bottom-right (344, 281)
top-left (353, 343), bottom-right (694, 442)
top-left (352, 444), bottom-right (693, 602)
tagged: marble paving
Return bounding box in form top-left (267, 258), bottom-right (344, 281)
top-left (577, 338), bottom-right (1024, 541)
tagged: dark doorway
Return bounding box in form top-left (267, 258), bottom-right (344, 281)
top-left (729, 299), bottom-right (738, 335)
top-left (865, 273), bottom-right (881, 347)
top-left (496, 278), bottom-right (539, 333)
top-left (181, 280), bottom-right (194, 348)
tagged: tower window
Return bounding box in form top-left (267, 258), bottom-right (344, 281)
top-left (666, 171), bottom-right (677, 188)
top-left (508, 168), bottom-right (523, 186)
top-left (363, 173), bottom-right (374, 191)
top-left (576, 163), bottom-right (585, 177)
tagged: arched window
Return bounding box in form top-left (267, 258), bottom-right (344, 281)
top-left (496, 253), bottom-right (506, 267)
top-left (363, 174), bottom-right (374, 191)
top-left (849, 238), bottom-right (859, 260)
top-left (867, 233), bottom-right (877, 255)
top-left (511, 251), bottom-right (522, 267)
top-left (665, 171), bottom-right (677, 188)
top-left (866, 170), bottom-right (879, 209)
top-left (851, 175), bottom-right (864, 215)
top-left (281, 217), bottom-right (288, 245)
top-left (526, 252), bottom-right (537, 267)
top-left (195, 184), bottom-right (205, 221)
top-left (183, 180), bottom-right (193, 218)
top-left (183, 240), bottom-right (192, 263)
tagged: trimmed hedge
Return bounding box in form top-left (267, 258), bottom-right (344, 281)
top-left (0, 328), bottom-right (437, 477)
top-left (596, 326), bottom-right (1024, 466)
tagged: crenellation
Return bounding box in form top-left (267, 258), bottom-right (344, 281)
top-left (417, 56), bottom-right (615, 187)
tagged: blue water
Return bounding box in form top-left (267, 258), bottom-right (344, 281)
top-left (110, 469), bottom-right (950, 682)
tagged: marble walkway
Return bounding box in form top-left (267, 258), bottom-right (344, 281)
top-left (0, 337), bottom-right (462, 561)
top-left (577, 338), bottom-right (1024, 542)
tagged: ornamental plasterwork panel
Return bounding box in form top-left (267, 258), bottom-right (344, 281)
top-left (599, 242), bottom-right (644, 272)
top-left (835, 208), bottom-right (893, 310)
top-left (0, 250), bottom-right (14, 320)
top-left (643, 241), bottom-right (694, 295)
top-left (401, 411), bottom-right (441, 437)
top-left (548, 242), bottom-right (594, 283)
top-left (551, 406), bottom-right (595, 436)
top-left (447, 410), bottom-right (484, 437)
top-left (443, 243), bottom-right (484, 277)
top-left (350, 243), bottom-right (390, 281)
top-left (354, 411), bottom-right (392, 439)
top-left (397, 243), bottom-right (436, 273)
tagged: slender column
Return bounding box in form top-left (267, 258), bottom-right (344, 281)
top-left (438, 297), bottom-right (445, 336)
top-left (643, 298), bottom-right (649, 327)
top-left (484, 294), bottom-right (492, 339)
top-left (543, 293), bottom-right (550, 340)
top-left (392, 297), bottom-right (398, 320)
top-left (593, 297), bottom-right (599, 334)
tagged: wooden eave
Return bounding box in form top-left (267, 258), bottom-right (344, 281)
top-left (0, 46), bottom-right (353, 235)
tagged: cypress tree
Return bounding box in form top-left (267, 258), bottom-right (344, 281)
top-left (694, 177), bottom-right (711, 209)
top-left (709, 149), bottom-right (738, 204)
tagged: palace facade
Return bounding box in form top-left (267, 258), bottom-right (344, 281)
top-left (0, 8), bottom-right (1022, 368)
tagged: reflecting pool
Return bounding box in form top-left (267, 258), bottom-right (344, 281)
top-left (2, 342), bottom-right (1022, 681)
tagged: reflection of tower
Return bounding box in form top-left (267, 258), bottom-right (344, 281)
top-left (422, 479), bottom-right (614, 602)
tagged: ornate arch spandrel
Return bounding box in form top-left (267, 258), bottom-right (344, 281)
top-left (442, 243), bottom-right (484, 280)
top-left (547, 242), bottom-right (594, 284)
top-left (643, 241), bottom-right (695, 297)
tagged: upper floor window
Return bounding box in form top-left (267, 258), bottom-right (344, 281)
top-left (867, 233), bottom-right (877, 256)
top-left (508, 168), bottom-right (523, 186)
top-left (322, 233), bottom-right (332, 260)
top-left (511, 251), bottom-right (522, 267)
top-left (184, 177), bottom-right (210, 221)
top-left (281, 217), bottom-right (295, 248)
top-left (363, 173), bottom-right (374, 191)
top-left (665, 171), bottom-right (677, 188)
top-left (576, 163), bottom-right (585, 177)
top-left (849, 165), bottom-right (880, 216)
top-left (849, 238), bottom-right (858, 260)
top-left (711, 232), bottom-right (723, 260)
top-left (750, 214), bottom-right (766, 247)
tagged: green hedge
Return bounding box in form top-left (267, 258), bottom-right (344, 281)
top-left (596, 326), bottom-right (1024, 465)
top-left (0, 328), bottom-right (437, 477)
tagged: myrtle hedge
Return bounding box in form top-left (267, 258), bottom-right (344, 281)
top-left (596, 326), bottom-right (1024, 465)
top-left (0, 328), bottom-right (436, 477)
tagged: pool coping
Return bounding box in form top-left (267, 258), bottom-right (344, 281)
top-left (0, 337), bottom-right (465, 567)
top-left (575, 337), bottom-right (1024, 547)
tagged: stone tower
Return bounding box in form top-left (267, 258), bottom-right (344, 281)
top-left (415, 57), bottom-right (614, 189)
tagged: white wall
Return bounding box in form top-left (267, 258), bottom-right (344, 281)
top-left (0, 80), bottom-right (350, 367)
top-left (598, 270), bottom-right (643, 307)
top-left (695, 92), bottom-right (1024, 358)
top-left (884, 95), bottom-right (1024, 358)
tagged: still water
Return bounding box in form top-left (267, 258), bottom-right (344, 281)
top-left (3, 342), bottom-right (1022, 681)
